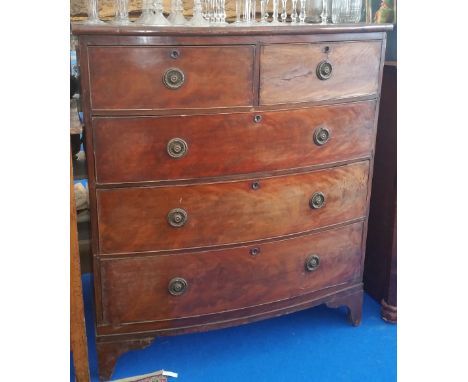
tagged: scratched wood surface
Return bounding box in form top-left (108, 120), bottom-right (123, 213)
top-left (260, 40), bottom-right (382, 104)
top-left (99, 222), bottom-right (364, 324)
top-left (88, 45), bottom-right (255, 110)
top-left (93, 101), bottom-right (376, 184)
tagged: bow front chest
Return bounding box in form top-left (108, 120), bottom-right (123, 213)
top-left (72, 23), bottom-right (391, 380)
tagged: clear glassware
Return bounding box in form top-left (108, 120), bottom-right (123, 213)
top-left (168, 0), bottom-right (187, 25)
top-left (147, 0), bottom-right (171, 25)
top-left (346, 0), bottom-right (363, 22)
top-left (235, 0), bottom-right (242, 24)
top-left (332, 0), bottom-right (362, 23)
top-left (281, 0), bottom-right (287, 23)
top-left (271, 0), bottom-right (281, 25)
top-left (112, 0), bottom-right (131, 25)
top-left (189, 0), bottom-right (210, 25)
top-left (260, 0), bottom-right (270, 23)
top-left (86, 0), bottom-right (105, 24)
top-left (299, 0), bottom-right (306, 23)
top-left (305, 0), bottom-right (322, 23)
top-left (135, 0), bottom-right (152, 24)
top-left (291, 0), bottom-right (298, 23)
top-left (251, 0), bottom-right (257, 24)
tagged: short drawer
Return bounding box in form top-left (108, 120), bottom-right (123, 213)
top-left (99, 222), bottom-right (364, 325)
top-left (88, 45), bottom-right (255, 110)
top-left (93, 100), bottom-right (376, 184)
top-left (97, 161), bottom-right (369, 254)
top-left (260, 41), bottom-right (382, 105)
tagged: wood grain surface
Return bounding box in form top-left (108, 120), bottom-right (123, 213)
top-left (97, 161), bottom-right (369, 253)
top-left (99, 222), bottom-right (364, 324)
top-left (88, 45), bottom-right (255, 110)
top-left (260, 40), bottom-right (382, 104)
top-left (93, 101), bottom-right (376, 184)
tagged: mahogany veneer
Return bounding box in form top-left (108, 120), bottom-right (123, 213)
top-left (72, 23), bottom-right (391, 381)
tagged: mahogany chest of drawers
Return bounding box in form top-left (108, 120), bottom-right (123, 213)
top-left (72, 23), bottom-right (391, 380)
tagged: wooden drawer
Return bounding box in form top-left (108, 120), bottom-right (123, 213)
top-left (88, 45), bottom-right (255, 110)
top-left (93, 101), bottom-right (376, 184)
top-left (260, 41), bottom-right (382, 105)
top-left (97, 161), bottom-right (369, 254)
top-left (100, 222), bottom-right (364, 325)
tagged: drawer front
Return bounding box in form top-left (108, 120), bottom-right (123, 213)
top-left (88, 45), bottom-right (255, 110)
top-left (100, 222), bottom-right (364, 324)
top-left (260, 41), bottom-right (382, 105)
top-left (93, 101), bottom-right (376, 184)
top-left (97, 161), bottom-right (369, 253)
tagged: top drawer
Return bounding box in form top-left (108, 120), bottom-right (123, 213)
top-left (260, 41), bottom-right (382, 105)
top-left (88, 45), bottom-right (255, 110)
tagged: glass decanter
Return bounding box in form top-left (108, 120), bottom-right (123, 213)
top-left (135, 0), bottom-right (153, 24)
top-left (190, 0), bottom-right (210, 25)
top-left (147, 0), bottom-right (171, 25)
top-left (332, 0), bottom-right (362, 23)
top-left (86, 0), bottom-right (105, 24)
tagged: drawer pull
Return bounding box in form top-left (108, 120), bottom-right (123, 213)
top-left (313, 127), bottom-right (331, 146)
top-left (249, 247), bottom-right (261, 256)
top-left (251, 181), bottom-right (261, 190)
top-left (167, 208), bottom-right (188, 227)
top-left (316, 61), bottom-right (333, 80)
top-left (309, 192), bottom-right (326, 209)
top-left (167, 138), bottom-right (188, 158)
top-left (163, 68), bottom-right (185, 89)
top-left (168, 277), bottom-right (188, 296)
top-left (305, 254), bottom-right (320, 272)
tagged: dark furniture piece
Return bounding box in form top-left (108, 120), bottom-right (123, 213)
top-left (72, 23), bottom-right (392, 380)
top-left (364, 62), bottom-right (397, 323)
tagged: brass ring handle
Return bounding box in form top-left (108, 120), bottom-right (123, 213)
top-left (305, 254), bottom-right (320, 272)
top-left (167, 138), bottom-right (188, 158)
top-left (168, 277), bottom-right (188, 296)
top-left (316, 61), bottom-right (333, 80)
top-left (309, 192), bottom-right (326, 209)
top-left (167, 208), bottom-right (188, 228)
top-left (163, 68), bottom-right (185, 89)
top-left (313, 127), bottom-right (331, 146)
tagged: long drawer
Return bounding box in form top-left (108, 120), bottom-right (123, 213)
top-left (93, 101), bottom-right (376, 184)
top-left (260, 41), bottom-right (382, 105)
top-left (88, 45), bottom-right (255, 110)
top-left (97, 161), bottom-right (369, 254)
top-left (99, 222), bottom-right (364, 325)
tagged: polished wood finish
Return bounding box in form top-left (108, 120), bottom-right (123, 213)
top-left (100, 222), bottom-right (363, 325)
top-left (70, 155), bottom-right (90, 382)
top-left (72, 23), bottom-right (394, 36)
top-left (260, 41), bottom-right (382, 105)
top-left (88, 45), bottom-right (255, 110)
top-left (364, 64), bottom-right (397, 323)
top-left (73, 23), bottom-right (390, 380)
top-left (93, 101), bottom-right (376, 184)
top-left (97, 162), bottom-right (369, 254)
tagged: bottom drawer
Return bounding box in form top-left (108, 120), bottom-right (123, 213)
top-left (100, 222), bottom-right (364, 326)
